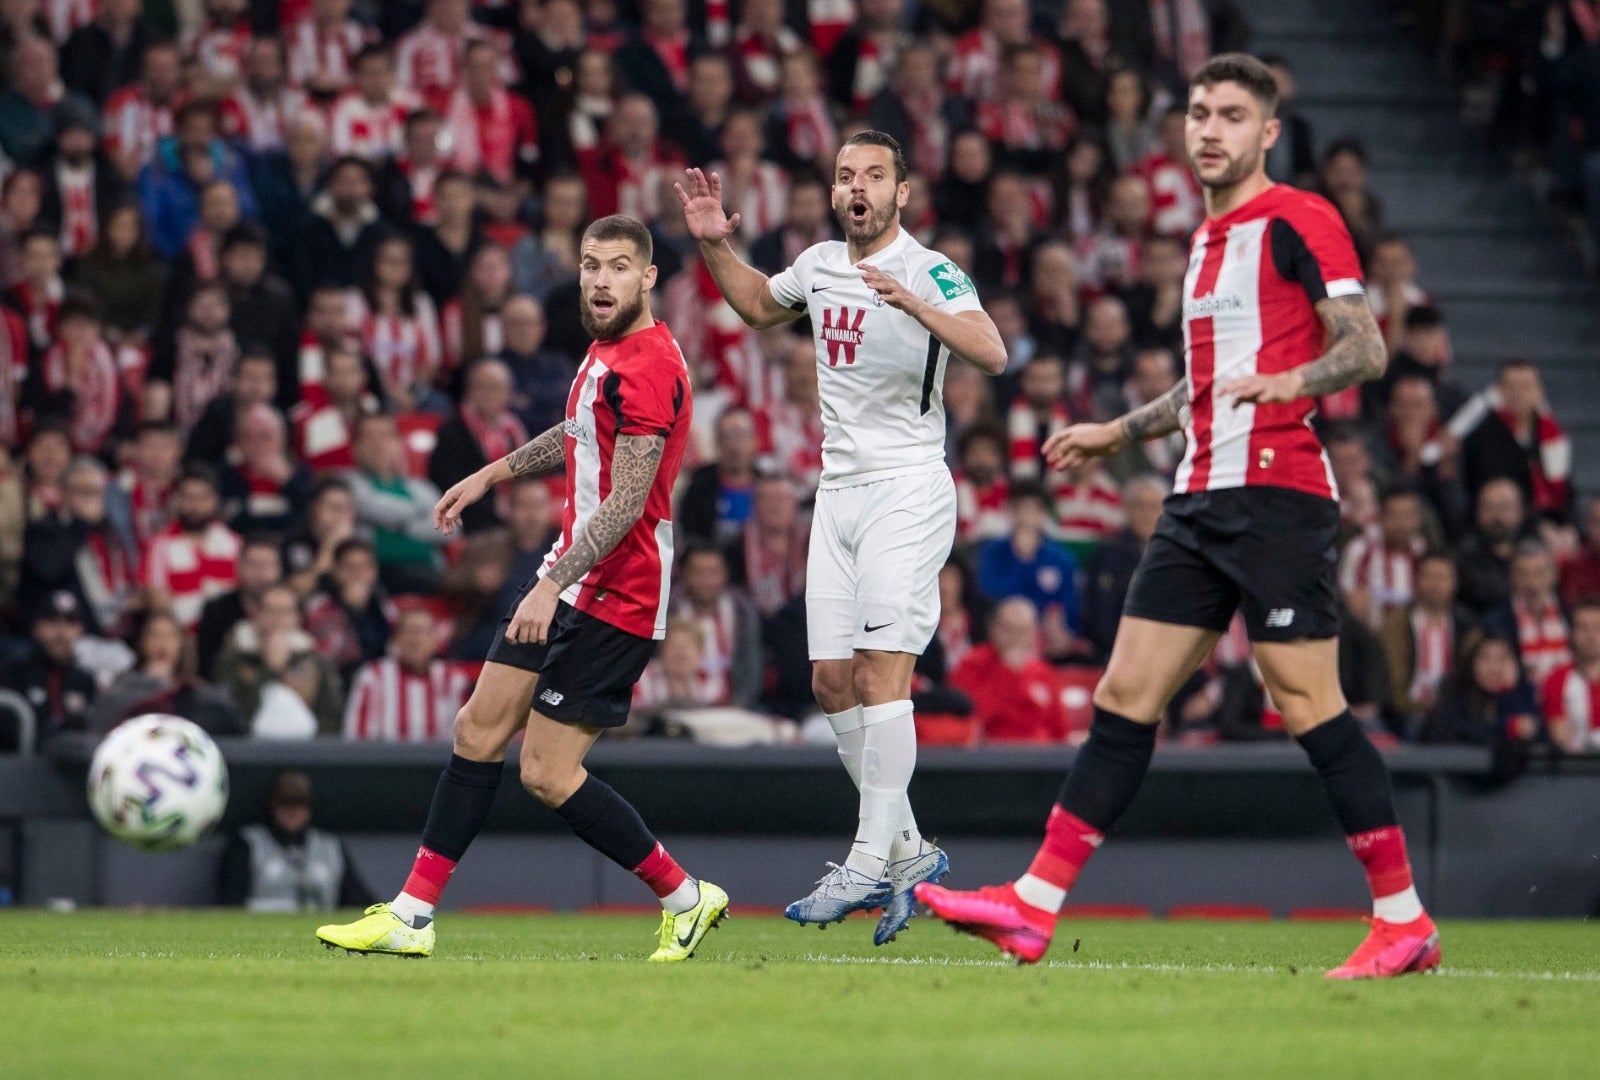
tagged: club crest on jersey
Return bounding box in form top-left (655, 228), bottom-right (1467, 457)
top-left (930, 261), bottom-right (974, 300)
top-left (820, 307), bottom-right (866, 366)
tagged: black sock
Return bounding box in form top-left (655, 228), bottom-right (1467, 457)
top-left (419, 754), bottom-right (504, 863)
top-left (552, 774), bottom-right (658, 872)
top-left (1056, 707), bottom-right (1159, 832)
top-left (1295, 710), bottom-right (1399, 835)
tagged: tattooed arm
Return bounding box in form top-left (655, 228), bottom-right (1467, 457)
top-left (1042, 378), bottom-right (1190, 471)
top-left (1216, 294), bottom-right (1386, 406)
top-left (433, 423), bottom-right (566, 535)
top-left (505, 433), bottom-right (668, 644)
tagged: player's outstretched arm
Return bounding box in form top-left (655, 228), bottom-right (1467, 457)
top-left (1043, 379), bottom-right (1189, 471)
top-left (675, 168), bottom-right (801, 330)
top-left (1217, 294), bottom-right (1386, 406)
top-left (434, 422), bottom-right (565, 535)
top-left (505, 433), bottom-right (666, 644)
top-left (857, 264), bottom-right (1008, 374)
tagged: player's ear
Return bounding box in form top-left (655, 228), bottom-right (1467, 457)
top-left (1260, 115), bottom-right (1282, 152)
top-left (641, 263), bottom-right (658, 292)
top-left (896, 180), bottom-right (910, 209)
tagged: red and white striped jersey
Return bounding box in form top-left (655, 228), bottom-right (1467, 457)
top-left (1053, 470), bottom-right (1124, 547)
top-left (440, 299), bottom-right (503, 371)
top-left (706, 159), bottom-right (788, 239)
top-left (631, 657), bottom-right (725, 711)
top-left (1174, 184), bottom-right (1365, 501)
top-left (1513, 599), bottom-right (1571, 685)
top-left (670, 595), bottom-right (737, 705)
top-left (1338, 526), bottom-right (1426, 625)
top-left (120, 473), bottom-right (174, 549)
top-left (43, 0), bottom-right (95, 44)
top-left (395, 22), bottom-right (513, 108)
top-left (946, 30), bottom-right (1059, 103)
top-left (343, 658), bottom-right (471, 742)
top-left (221, 88), bottom-right (308, 154)
top-left (102, 86), bottom-right (175, 170)
top-left (1541, 663), bottom-right (1600, 751)
top-left (328, 90), bottom-right (417, 159)
top-left (538, 321), bottom-right (693, 640)
top-left (345, 290), bottom-right (443, 389)
top-left (1130, 152), bottom-right (1203, 237)
top-left (285, 18), bottom-right (377, 91)
top-left (184, 18), bottom-right (252, 78)
top-left (954, 472), bottom-right (1010, 542)
top-left (142, 521), bottom-right (242, 629)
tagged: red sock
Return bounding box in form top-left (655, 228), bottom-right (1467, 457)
top-left (1024, 806), bottom-right (1104, 892)
top-left (400, 846), bottom-right (458, 905)
top-left (632, 842), bottom-right (689, 898)
top-left (1346, 826), bottom-right (1414, 901)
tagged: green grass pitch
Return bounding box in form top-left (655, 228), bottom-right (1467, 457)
top-left (3, 911), bottom-right (1598, 1078)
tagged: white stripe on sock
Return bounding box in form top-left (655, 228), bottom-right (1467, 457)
top-left (1013, 874), bottom-right (1067, 914)
top-left (1373, 885), bottom-right (1423, 924)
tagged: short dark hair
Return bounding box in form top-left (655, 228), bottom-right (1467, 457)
top-left (221, 222), bottom-right (270, 252)
top-left (1008, 479), bottom-right (1052, 509)
top-left (1573, 595), bottom-right (1600, 619)
top-left (353, 42), bottom-right (391, 67)
top-left (58, 291), bottom-right (101, 325)
top-left (241, 533), bottom-right (284, 559)
top-left (839, 130), bottom-right (908, 185)
top-left (1403, 304), bottom-right (1444, 332)
top-left (958, 421), bottom-right (1006, 458)
top-left (178, 462), bottom-right (220, 492)
top-left (1189, 52), bottom-right (1278, 117)
top-left (1322, 136), bottom-right (1368, 167)
top-left (677, 541), bottom-right (725, 571)
top-left (333, 537), bottom-right (376, 563)
top-left (329, 155), bottom-right (374, 182)
top-left (310, 475), bottom-right (353, 502)
top-left (136, 420), bottom-right (180, 440)
top-left (581, 214), bottom-right (653, 263)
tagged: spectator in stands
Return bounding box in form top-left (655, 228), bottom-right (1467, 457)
top-left (514, 0), bottom-right (585, 124)
top-left (1070, 294), bottom-right (1136, 420)
top-left (91, 608), bottom-right (243, 734)
top-left (1081, 474), bottom-right (1166, 660)
top-left (977, 42), bottom-right (1076, 169)
top-left (348, 232), bottom-right (443, 411)
top-left (373, 107), bottom-right (442, 228)
top-left (195, 534), bottom-right (282, 681)
top-left (284, 476), bottom-right (356, 596)
top-left (1325, 424), bottom-right (1383, 539)
top-left (1129, 105), bottom-right (1201, 236)
top-left (933, 129), bottom-right (993, 234)
top-left (18, 455), bottom-right (137, 637)
top-left (441, 529), bottom-right (513, 660)
top-left (1260, 54), bottom-right (1316, 185)
top-left (1052, 455), bottom-right (1123, 561)
top-left (442, 243), bottom-right (515, 382)
top-left (1451, 359), bottom-right (1573, 525)
top-left (1109, 347), bottom-right (1183, 480)
top-left (748, 172), bottom-right (831, 277)
top-left (347, 411), bottom-right (447, 594)
top-left (0, 36), bottom-right (95, 168)
top-left (724, 473), bottom-right (808, 620)
top-left (249, 112), bottom-right (328, 272)
top-left (119, 421), bottom-right (180, 550)
top-left (1340, 486), bottom-right (1429, 631)
top-left (0, 170), bottom-right (43, 291)
top-left (1422, 634), bottom-right (1542, 748)
top-left (1373, 305), bottom-right (1462, 418)
top-left (428, 359), bottom-right (524, 536)
top-left (672, 543), bottom-right (763, 709)
top-left (20, 420), bottom-right (71, 522)
top-left (138, 99), bottom-right (258, 259)
top-left (1560, 499), bottom-right (1600, 608)
top-left (219, 403), bottom-right (311, 538)
top-left (184, 348), bottom-right (274, 467)
top-left (674, 52), bottom-right (735, 165)
top-left (0, 590), bottom-right (96, 746)
top-left (1076, 174), bottom-right (1150, 294)
top-left (949, 597), bottom-right (1069, 743)
top-left (954, 422), bottom-right (1012, 545)
top-left (101, 40), bottom-right (181, 183)
top-left (632, 616), bottom-right (723, 721)
top-left (343, 606), bottom-right (468, 742)
top-left (330, 44), bottom-right (412, 160)
top-left (142, 463), bottom-right (241, 630)
top-left (1363, 232), bottom-right (1429, 359)
top-left (290, 155), bottom-right (389, 299)
top-left (1380, 552), bottom-right (1477, 732)
top-left (765, 50), bottom-right (835, 177)
top-left (413, 170), bottom-right (483, 306)
top-left (1022, 240), bottom-right (1081, 358)
top-left (1008, 353), bottom-right (1068, 481)
top-left (290, 346), bottom-right (378, 473)
top-left (72, 203), bottom-right (167, 348)
top-left (1318, 136), bottom-right (1383, 260)
top-left (1543, 598), bottom-right (1600, 753)
top-left (1102, 67), bottom-right (1156, 171)
top-left (1375, 375), bottom-right (1468, 542)
top-left (60, 0), bottom-right (150, 110)
top-left (1056, 135), bottom-right (1112, 243)
top-left (1051, 0), bottom-right (1117, 125)
top-left (497, 474), bottom-right (557, 595)
top-left (225, 37), bottom-right (301, 156)
top-left (286, 0), bottom-right (374, 99)
top-left (39, 115), bottom-right (121, 265)
top-left (974, 170), bottom-right (1040, 291)
top-left (304, 537), bottom-right (394, 683)
top-left (160, 179), bottom-right (242, 331)
top-left (216, 580), bottom-right (342, 737)
top-left (446, 38), bottom-right (539, 194)
top-left (976, 481), bottom-right (1079, 659)
top-left (950, 0), bottom-right (1059, 105)
top-left (1122, 233), bottom-right (1185, 356)
top-left (1483, 540), bottom-right (1572, 686)
top-left (935, 557), bottom-right (991, 674)
top-left (867, 44), bottom-right (969, 185)
top-left (217, 771), bottom-right (377, 910)
top-left (10, 229), bottom-right (66, 353)
top-left (26, 292), bottom-right (125, 455)
top-left (511, 173), bottom-right (584, 302)
top-left (221, 224), bottom-right (299, 381)
top-left (680, 407), bottom-right (760, 546)
top-left (496, 295), bottom-right (571, 437)
top-left (1456, 477), bottom-right (1532, 616)
top-left (150, 281), bottom-right (241, 436)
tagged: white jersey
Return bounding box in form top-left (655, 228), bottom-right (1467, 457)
top-left (768, 228), bottom-right (985, 488)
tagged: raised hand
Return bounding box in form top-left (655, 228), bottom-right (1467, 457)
top-left (674, 168), bottom-right (742, 243)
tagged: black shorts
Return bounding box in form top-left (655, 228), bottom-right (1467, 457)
top-left (1123, 486), bottom-right (1340, 642)
top-left (485, 584), bottom-right (655, 728)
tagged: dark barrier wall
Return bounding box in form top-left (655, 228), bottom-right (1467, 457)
top-left (6, 739), bottom-right (1600, 917)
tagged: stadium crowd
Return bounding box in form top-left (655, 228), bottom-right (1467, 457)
top-left (0, 0), bottom-right (1594, 757)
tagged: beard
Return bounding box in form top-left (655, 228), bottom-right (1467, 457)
top-left (580, 290), bottom-right (646, 341)
top-left (1190, 145), bottom-right (1261, 190)
top-left (836, 197), bottom-right (897, 245)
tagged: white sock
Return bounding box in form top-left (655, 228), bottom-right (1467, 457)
top-left (1013, 874), bottom-right (1067, 914)
top-left (662, 878), bottom-right (701, 916)
top-left (1372, 885), bottom-right (1424, 924)
top-left (843, 700), bottom-right (916, 882)
top-left (829, 704), bottom-right (925, 865)
top-left (390, 891), bottom-right (434, 927)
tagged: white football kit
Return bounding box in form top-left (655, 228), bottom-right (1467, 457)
top-left (768, 228), bottom-right (984, 659)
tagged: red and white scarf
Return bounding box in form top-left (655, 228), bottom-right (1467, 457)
top-left (632, 658), bottom-right (724, 711)
top-left (445, 87), bottom-right (531, 186)
top-left (646, 30), bottom-right (691, 92)
top-left (673, 595), bottom-right (736, 706)
top-left (1514, 598), bottom-right (1571, 685)
top-left (1409, 609), bottom-right (1453, 707)
top-left (56, 163), bottom-right (96, 256)
top-left (41, 340), bottom-right (119, 452)
top-left (13, 277), bottom-right (64, 349)
top-left (742, 522), bottom-right (808, 618)
top-left (1053, 471), bottom-right (1124, 545)
top-left (1496, 407), bottom-right (1572, 516)
top-left (78, 524), bottom-right (136, 633)
top-left (782, 95), bottom-right (837, 167)
top-left (757, 396), bottom-right (823, 491)
top-left (902, 89), bottom-right (950, 180)
top-left (955, 472), bottom-right (1011, 542)
top-left (1148, 0), bottom-right (1209, 80)
top-left (0, 307), bottom-right (25, 446)
top-left (123, 472), bottom-right (174, 548)
top-left (939, 608), bottom-right (973, 671)
top-left (349, 290), bottom-right (443, 388)
top-left (1008, 399), bottom-right (1069, 480)
top-left (461, 406), bottom-right (528, 519)
top-left (172, 328), bottom-right (240, 433)
top-left (397, 157), bottom-right (441, 224)
top-left (734, 26), bottom-right (801, 97)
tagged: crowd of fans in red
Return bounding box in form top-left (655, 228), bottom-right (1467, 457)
top-left (0, 0), bottom-right (1594, 757)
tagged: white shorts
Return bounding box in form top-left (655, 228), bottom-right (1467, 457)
top-left (806, 468), bottom-right (957, 660)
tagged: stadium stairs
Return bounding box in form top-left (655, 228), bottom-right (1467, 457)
top-left (1249, 0), bottom-right (1600, 491)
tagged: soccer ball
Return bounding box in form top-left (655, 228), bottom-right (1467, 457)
top-left (87, 715), bottom-right (230, 851)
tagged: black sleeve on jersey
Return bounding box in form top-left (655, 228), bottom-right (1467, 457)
top-left (601, 370), bottom-right (674, 437)
top-left (1269, 217), bottom-right (1330, 302)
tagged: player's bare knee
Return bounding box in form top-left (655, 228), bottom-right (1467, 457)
top-left (451, 702), bottom-right (501, 758)
top-left (812, 662), bottom-right (855, 713)
top-left (518, 754), bottom-right (580, 807)
top-left (1092, 671), bottom-right (1157, 723)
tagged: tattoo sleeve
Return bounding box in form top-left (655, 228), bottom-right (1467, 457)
top-left (1120, 379), bottom-right (1191, 443)
top-left (505, 423), bottom-right (567, 478)
top-left (542, 433), bottom-right (666, 590)
top-left (1294, 293), bottom-right (1388, 399)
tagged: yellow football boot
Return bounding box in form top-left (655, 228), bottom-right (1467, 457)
top-left (646, 881), bottom-right (729, 962)
top-left (316, 903), bottom-right (435, 957)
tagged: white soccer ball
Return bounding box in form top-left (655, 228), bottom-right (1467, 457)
top-left (87, 715), bottom-right (230, 851)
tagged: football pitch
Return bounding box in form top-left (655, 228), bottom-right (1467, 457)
top-left (3, 911), bottom-right (1598, 1078)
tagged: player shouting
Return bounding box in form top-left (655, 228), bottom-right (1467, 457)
top-left (316, 215), bottom-right (729, 962)
top-left (676, 133), bottom-right (1007, 944)
top-left (918, 54), bottom-right (1441, 979)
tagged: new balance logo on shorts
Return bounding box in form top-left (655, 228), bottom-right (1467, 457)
top-left (539, 688), bottom-right (565, 706)
top-left (1265, 609), bottom-right (1295, 628)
